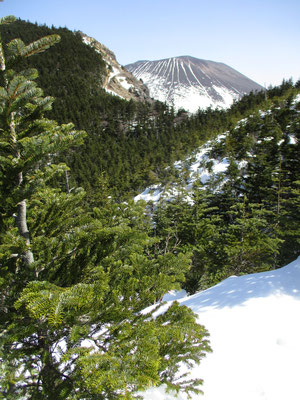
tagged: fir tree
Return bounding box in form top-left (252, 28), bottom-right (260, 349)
top-left (0, 16), bottom-right (211, 399)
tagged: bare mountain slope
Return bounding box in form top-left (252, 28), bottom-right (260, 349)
top-left (126, 56), bottom-right (263, 112)
top-left (80, 32), bottom-right (151, 102)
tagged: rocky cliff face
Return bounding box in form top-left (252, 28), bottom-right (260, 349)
top-left (126, 56), bottom-right (264, 112)
top-left (79, 32), bottom-right (151, 102)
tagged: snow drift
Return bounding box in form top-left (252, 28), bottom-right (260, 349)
top-left (142, 256), bottom-right (300, 400)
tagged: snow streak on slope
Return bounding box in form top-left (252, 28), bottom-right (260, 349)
top-left (134, 133), bottom-right (229, 203)
top-left (126, 56), bottom-right (263, 113)
top-left (135, 91), bottom-right (300, 204)
top-left (142, 256), bottom-right (300, 400)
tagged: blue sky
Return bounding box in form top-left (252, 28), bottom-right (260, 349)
top-left (1, 0), bottom-right (299, 86)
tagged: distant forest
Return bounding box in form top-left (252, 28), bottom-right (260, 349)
top-left (0, 18), bottom-right (278, 198)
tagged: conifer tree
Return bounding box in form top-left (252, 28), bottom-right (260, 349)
top-left (0, 16), bottom-right (211, 399)
top-left (222, 199), bottom-right (282, 275)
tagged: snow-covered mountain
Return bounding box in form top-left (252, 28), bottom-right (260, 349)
top-left (80, 32), bottom-right (151, 102)
top-left (126, 56), bottom-right (263, 112)
top-left (142, 256), bottom-right (300, 400)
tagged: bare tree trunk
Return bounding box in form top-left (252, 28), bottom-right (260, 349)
top-left (65, 170), bottom-right (70, 194)
top-left (16, 198), bottom-right (34, 265)
top-left (11, 115), bottom-right (34, 266)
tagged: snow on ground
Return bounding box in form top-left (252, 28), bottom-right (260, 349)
top-left (108, 66), bottom-right (120, 80)
top-left (142, 256), bottom-right (300, 400)
top-left (117, 76), bottom-right (134, 91)
top-left (134, 135), bottom-right (229, 203)
top-left (292, 93), bottom-right (300, 104)
top-left (103, 88), bottom-right (124, 99)
top-left (212, 84), bottom-right (240, 109)
top-left (149, 81), bottom-right (238, 113)
top-left (134, 186), bottom-right (164, 203)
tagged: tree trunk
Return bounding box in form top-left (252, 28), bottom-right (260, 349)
top-left (11, 109), bottom-right (34, 266)
top-left (16, 198), bottom-right (34, 266)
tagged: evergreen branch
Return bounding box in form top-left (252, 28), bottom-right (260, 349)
top-left (24, 35), bottom-right (61, 57)
top-left (0, 16), bottom-right (16, 25)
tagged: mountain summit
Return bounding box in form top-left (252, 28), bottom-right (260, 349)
top-left (126, 56), bottom-right (263, 112)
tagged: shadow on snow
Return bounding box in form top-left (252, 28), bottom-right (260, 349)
top-left (180, 257), bottom-right (300, 311)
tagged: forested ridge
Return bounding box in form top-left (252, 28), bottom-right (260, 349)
top-left (0, 19), bottom-right (280, 198)
top-left (0, 15), bottom-right (300, 399)
top-left (152, 81), bottom-right (300, 292)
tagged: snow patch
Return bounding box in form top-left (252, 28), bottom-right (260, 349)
top-left (117, 76), bottom-right (134, 90)
top-left (142, 256), bottom-right (300, 400)
top-left (134, 134), bottom-right (229, 204)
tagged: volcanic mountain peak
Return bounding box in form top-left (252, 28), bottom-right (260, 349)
top-left (126, 56), bottom-right (263, 112)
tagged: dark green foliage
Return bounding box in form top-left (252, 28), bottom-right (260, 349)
top-left (0, 17), bottom-right (211, 399)
top-left (1, 14), bottom-right (299, 398)
top-left (153, 83), bottom-right (300, 293)
top-left (0, 19), bottom-right (247, 198)
top-left (1, 20), bottom-right (290, 200)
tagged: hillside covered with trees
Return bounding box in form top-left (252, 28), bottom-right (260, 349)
top-left (152, 82), bottom-right (300, 292)
top-left (0, 18), bottom-right (275, 198)
top-left (0, 16), bottom-right (213, 399)
top-left (0, 15), bottom-right (300, 400)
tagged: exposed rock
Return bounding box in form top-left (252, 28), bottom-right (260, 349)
top-left (79, 32), bottom-right (151, 102)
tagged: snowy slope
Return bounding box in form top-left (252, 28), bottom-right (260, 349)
top-left (142, 256), bottom-right (300, 400)
top-left (126, 56), bottom-right (263, 112)
top-left (134, 133), bottom-right (229, 203)
top-left (135, 91), bottom-right (300, 204)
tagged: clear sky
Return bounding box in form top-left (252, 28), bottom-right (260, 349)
top-left (1, 0), bottom-right (299, 87)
